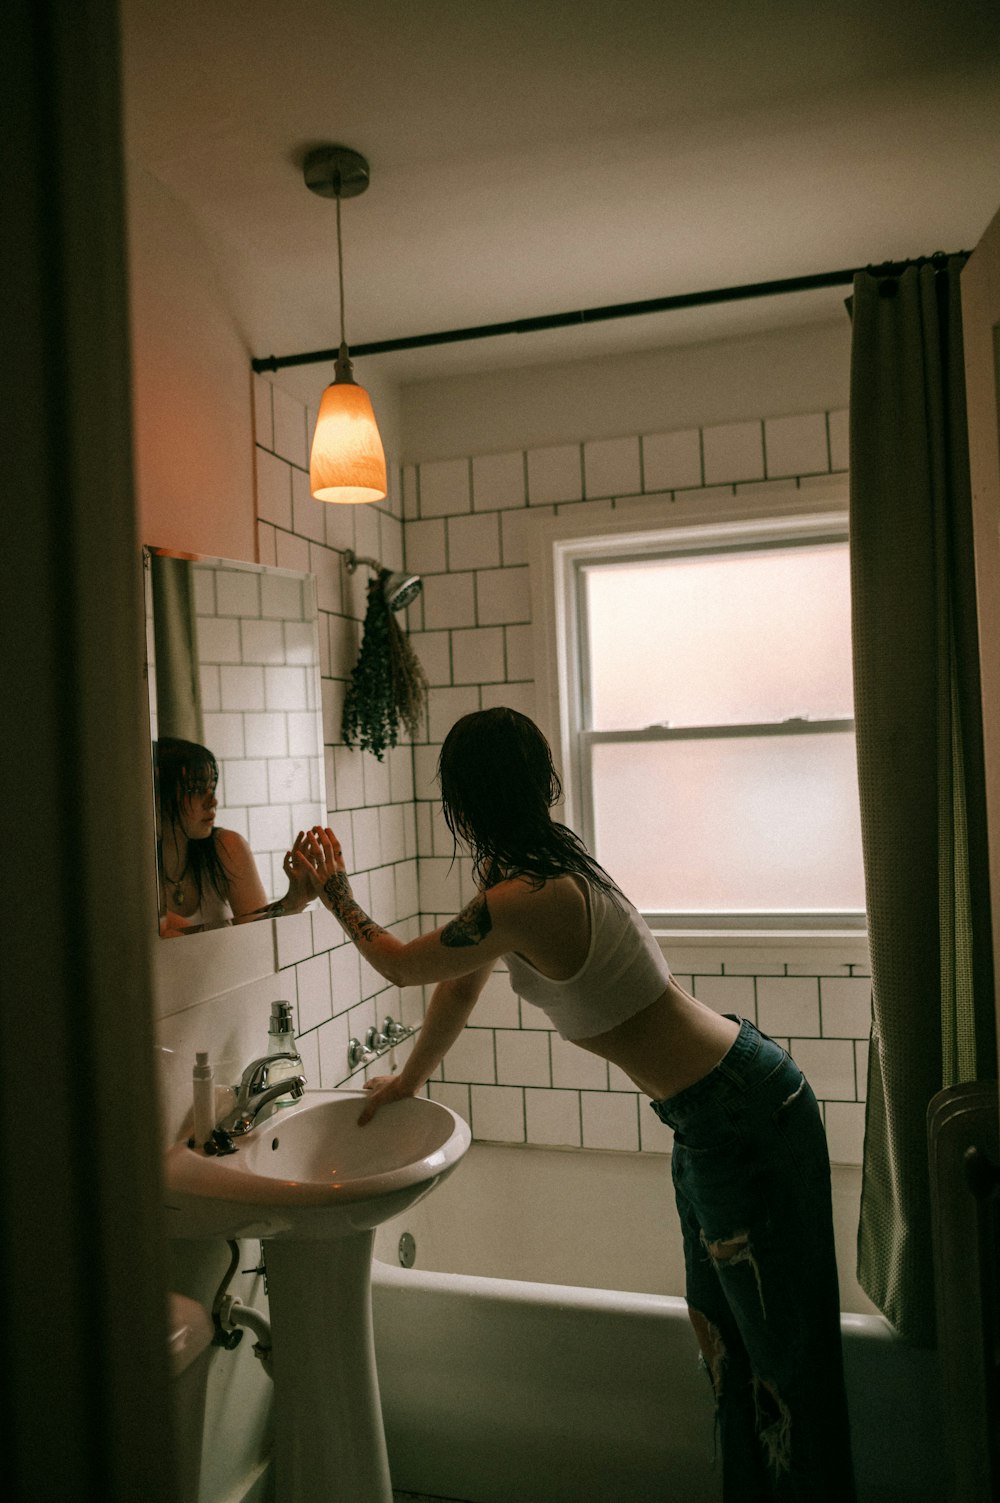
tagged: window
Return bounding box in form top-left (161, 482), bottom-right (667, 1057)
top-left (561, 515), bottom-right (866, 931)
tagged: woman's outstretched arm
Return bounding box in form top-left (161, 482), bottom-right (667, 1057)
top-left (232, 831), bottom-right (315, 921)
top-left (291, 826), bottom-right (523, 987)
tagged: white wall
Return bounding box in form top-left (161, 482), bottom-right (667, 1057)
top-left (400, 318), bottom-right (852, 460)
top-left (127, 164), bottom-right (258, 562)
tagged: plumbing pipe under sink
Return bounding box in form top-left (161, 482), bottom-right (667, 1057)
top-left (217, 1295), bottom-right (274, 1379)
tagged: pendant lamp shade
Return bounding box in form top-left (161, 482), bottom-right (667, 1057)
top-left (310, 374), bottom-right (387, 504)
top-left (303, 144), bottom-right (387, 505)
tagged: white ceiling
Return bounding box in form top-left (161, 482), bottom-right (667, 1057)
top-left (120, 0), bottom-right (1000, 402)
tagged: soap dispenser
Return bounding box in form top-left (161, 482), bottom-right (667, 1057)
top-left (266, 1001), bottom-right (303, 1105)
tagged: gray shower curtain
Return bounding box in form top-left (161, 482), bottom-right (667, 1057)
top-left (150, 553), bottom-right (204, 745)
top-left (849, 256), bottom-right (996, 1346)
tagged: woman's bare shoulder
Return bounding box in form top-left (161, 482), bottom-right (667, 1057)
top-left (214, 826), bottom-right (252, 857)
top-left (487, 872), bottom-right (570, 896)
top-left (486, 874), bottom-right (586, 921)
top-left (213, 826), bottom-right (259, 874)
top-left (483, 874), bottom-right (590, 974)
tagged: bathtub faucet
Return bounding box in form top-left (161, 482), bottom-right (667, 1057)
top-left (220, 1053), bottom-right (307, 1135)
top-left (348, 1015), bottom-right (417, 1072)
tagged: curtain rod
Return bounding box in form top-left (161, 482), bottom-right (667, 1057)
top-left (251, 253), bottom-right (968, 374)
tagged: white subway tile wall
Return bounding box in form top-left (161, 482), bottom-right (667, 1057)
top-left (402, 403), bottom-right (870, 1164)
top-left (526, 443), bottom-right (583, 505)
top-left (166, 385), bottom-right (868, 1166)
top-left (193, 557), bottom-right (325, 893)
top-left (642, 428), bottom-right (702, 491)
top-left (472, 450), bottom-right (526, 511)
top-left (701, 420), bottom-right (765, 485)
top-left (419, 457), bottom-right (471, 517)
top-left (471, 1085), bottom-right (526, 1143)
top-left (583, 435), bottom-right (642, 498)
top-left (763, 412), bottom-right (830, 477)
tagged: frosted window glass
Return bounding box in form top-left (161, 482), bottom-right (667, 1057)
top-left (591, 733), bottom-right (865, 914)
top-left (584, 543), bottom-right (853, 730)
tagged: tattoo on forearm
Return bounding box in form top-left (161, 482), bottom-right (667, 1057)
top-left (441, 893), bottom-right (493, 949)
top-left (323, 872), bottom-right (387, 945)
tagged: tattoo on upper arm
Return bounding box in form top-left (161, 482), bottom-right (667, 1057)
top-left (323, 873), bottom-right (387, 945)
top-left (441, 893), bottom-right (493, 949)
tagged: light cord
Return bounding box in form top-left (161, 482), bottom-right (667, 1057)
top-left (336, 189), bottom-right (347, 347)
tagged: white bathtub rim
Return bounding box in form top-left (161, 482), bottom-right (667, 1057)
top-left (373, 1256), bottom-right (686, 1315)
top-left (371, 1257), bottom-right (900, 1343)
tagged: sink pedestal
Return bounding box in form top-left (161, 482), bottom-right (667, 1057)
top-left (265, 1232), bottom-right (393, 1503)
top-left (164, 1093), bottom-right (471, 1498)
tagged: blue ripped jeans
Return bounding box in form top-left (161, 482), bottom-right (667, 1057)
top-left (651, 1018), bottom-right (857, 1502)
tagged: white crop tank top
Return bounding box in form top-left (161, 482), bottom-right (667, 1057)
top-left (504, 878), bottom-right (671, 1041)
top-left (170, 884), bottom-right (232, 931)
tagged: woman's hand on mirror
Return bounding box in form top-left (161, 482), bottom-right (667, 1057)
top-left (357, 1072), bottom-right (413, 1126)
top-left (292, 826), bottom-right (350, 906)
top-left (281, 831), bottom-right (316, 912)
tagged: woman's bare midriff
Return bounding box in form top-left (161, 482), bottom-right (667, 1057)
top-left (574, 977), bottom-right (741, 1101)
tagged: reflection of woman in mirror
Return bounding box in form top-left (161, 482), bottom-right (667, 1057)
top-left (155, 737), bottom-right (311, 936)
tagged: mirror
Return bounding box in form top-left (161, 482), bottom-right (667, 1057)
top-left (144, 546), bottom-right (327, 936)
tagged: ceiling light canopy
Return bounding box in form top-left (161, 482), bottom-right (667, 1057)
top-left (304, 145), bottom-right (387, 505)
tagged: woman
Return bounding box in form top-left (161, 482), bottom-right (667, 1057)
top-left (294, 707), bottom-right (857, 1500)
top-left (155, 736), bottom-right (311, 934)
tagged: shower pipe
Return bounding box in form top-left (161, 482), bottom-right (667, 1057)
top-left (251, 253), bottom-right (967, 374)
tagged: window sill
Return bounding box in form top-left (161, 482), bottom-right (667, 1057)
top-left (652, 926), bottom-right (871, 974)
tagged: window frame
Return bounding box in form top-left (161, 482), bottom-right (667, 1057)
top-left (528, 480), bottom-right (869, 944)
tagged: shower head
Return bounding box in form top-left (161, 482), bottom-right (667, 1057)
top-left (383, 570), bottom-right (422, 612)
top-left (344, 550), bottom-right (422, 612)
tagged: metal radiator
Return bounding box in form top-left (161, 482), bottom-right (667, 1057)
top-left (928, 1082), bottom-right (1000, 1502)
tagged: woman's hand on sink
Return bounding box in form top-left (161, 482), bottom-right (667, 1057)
top-left (357, 1073), bottom-right (414, 1125)
top-left (357, 975), bottom-right (491, 1125)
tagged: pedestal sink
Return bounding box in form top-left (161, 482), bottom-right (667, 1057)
top-left (164, 1090), bottom-right (471, 1503)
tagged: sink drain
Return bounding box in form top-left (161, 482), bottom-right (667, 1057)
top-left (398, 1231), bottom-right (416, 1268)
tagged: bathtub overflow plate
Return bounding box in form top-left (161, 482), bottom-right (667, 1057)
top-left (398, 1231), bottom-right (416, 1268)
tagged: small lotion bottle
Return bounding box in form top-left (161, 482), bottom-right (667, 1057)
top-left (192, 1052), bottom-right (215, 1149)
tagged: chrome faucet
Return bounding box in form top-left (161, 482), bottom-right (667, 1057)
top-left (220, 1053), bottom-right (307, 1136)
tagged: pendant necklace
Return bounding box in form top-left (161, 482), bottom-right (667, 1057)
top-left (162, 852), bottom-right (189, 907)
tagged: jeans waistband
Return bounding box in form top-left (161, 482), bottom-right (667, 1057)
top-left (650, 1016), bottom-right (790, 1131)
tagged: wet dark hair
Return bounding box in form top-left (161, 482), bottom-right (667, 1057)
top-left (154, 736), bottom-right (230, 904)
top-left (437, 707), bottom-right (623, 900)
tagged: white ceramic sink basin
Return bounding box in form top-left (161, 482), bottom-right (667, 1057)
top-left (164, 1090), bottom-right (471, 1241)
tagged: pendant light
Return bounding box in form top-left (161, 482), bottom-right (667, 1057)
top-left (304, 145), bottom-right (387, 504)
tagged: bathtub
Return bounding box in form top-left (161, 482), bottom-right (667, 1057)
top-left (372, 1142), bottom-right (945, 1503)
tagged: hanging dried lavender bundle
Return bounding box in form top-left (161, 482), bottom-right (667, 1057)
top-left (342, 570), bottom-right (428, 760)
top-left (387, 609), bottom-right (429, 741)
